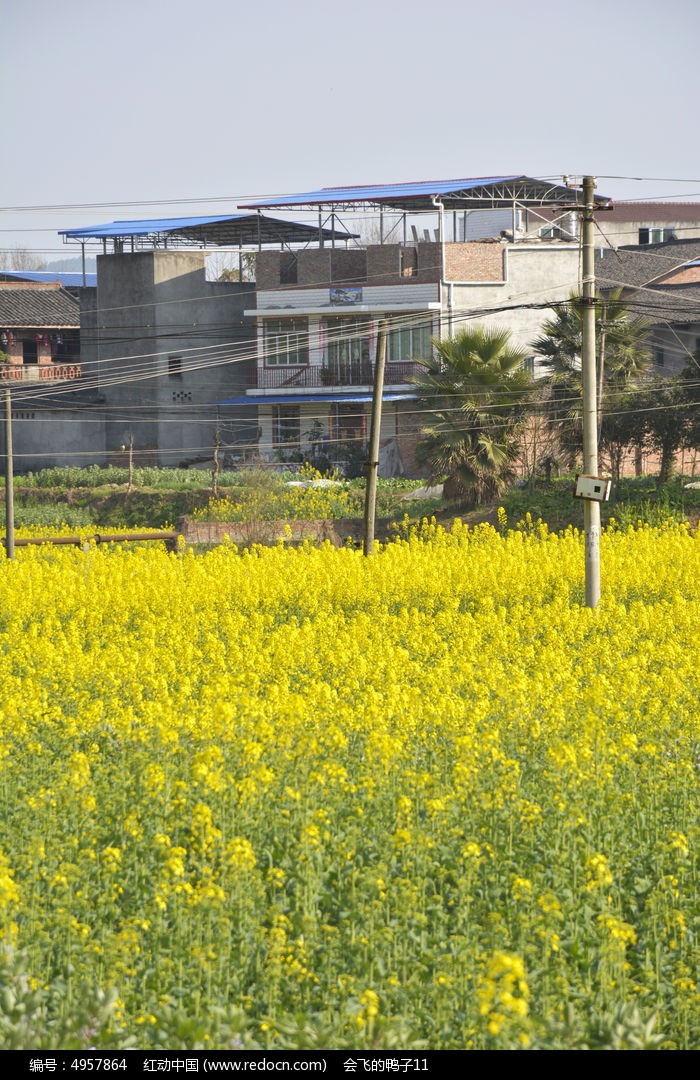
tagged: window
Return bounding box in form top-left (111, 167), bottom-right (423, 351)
top-left (323, 316), bottom-right (370, 383)
top-left (386, 320), bottom-right (432, 363)
top-left (324, 316), bottom-right (370, 365)
top-left (330, 403), bottom-right (366, 446)
top-left (653, 346), bottom-right (665, 367)
top-left (264, 319), bottom-right (308, 366)
top-left (168, 354), bottom-right (183, 377)
top-left (639, 227), bottom-right (676, 245)
top-left (272, 405), bottom-right (301, 447)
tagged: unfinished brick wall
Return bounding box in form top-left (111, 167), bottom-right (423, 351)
top-left (416, 243), bottom-right (442, 282)
top-left (366, 245), bottom-right (399, 286)
top-left (330, 249), bottom-right (367, 283)
top-left (257, 243), bottom-right (446, 291)
top-left (297, 250), bottom-right (332, 287)
top-left (444, 241), bottom-right (505, 282)
top-left (366, 243), bottom-right (442, 286)
top-left (255, 251), bottom-right (281, 291)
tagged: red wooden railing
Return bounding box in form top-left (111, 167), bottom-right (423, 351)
top-left (0, 364), bottom-right (82, 382)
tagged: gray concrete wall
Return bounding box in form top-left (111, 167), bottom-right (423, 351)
top-left (8, 400), bottom-right (106, 473)
top-left (95, 251), bottom-right (256, 466)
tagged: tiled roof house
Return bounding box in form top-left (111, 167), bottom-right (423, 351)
top-left (0, 282), bottom-right (81, 383)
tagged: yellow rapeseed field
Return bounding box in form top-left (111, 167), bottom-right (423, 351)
top-left (0, 519), bottom-right (699, 1049)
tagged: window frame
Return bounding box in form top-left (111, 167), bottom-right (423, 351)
top-left (264, 318), bottom-right (309, 367)
top-left (272, 405), bottom-right (301, 448)
top-left (385, 318), bottom-right (432, 364)
top-left (323, 315), bottom-right (371, 368)
top-left (639, 227), bottom-right (676, 245)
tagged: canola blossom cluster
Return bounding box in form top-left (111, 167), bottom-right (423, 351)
top-left (0, 519), bottom-right (699, 1049)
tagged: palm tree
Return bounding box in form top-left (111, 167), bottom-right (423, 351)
top-left (412, 325), bottom-right (533, 508)
top-left (531, 289), bottom-right (650, 479)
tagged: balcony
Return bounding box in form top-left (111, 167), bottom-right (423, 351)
top-left (250, 361), bottom-right (421, 391)
top-left (0, 363), bottom-right (83, 383)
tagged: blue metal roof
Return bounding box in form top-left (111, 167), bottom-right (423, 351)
top-left (59, 215), bottom-right (247, 239)
top-left (240, 175), bottom-right (610, 212)
top-left (242, 177), bottom-right (517, 208)
top-left (59, 213), bottom-right (355, 248)
top-left (0, 269), bottom-right (97, 287)
top-left (220, 392), bottom-right (416, 406)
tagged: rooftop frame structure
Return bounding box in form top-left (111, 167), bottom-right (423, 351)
top-left (59, 213), bottom-right (358, 287)
top-left (241, 174), bottom-right (614, 247)
top-left (59, 213), bottom-right (355, 255)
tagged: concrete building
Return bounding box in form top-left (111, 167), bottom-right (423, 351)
top-left (59, 213), bottom-right (348, 467)
top-left (19, 181), bottom-right (695, 476)
top-left (85, 249), bottom-right (255, 466)
top-left (228, 176), bottom-right (611, 474)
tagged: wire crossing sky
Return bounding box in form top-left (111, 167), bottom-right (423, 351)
top-left (1, 0), bottom-right (699, 261)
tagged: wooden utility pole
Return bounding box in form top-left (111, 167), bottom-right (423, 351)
top-left (212, 426), bottom-right (221, 498)
top-left (127, 431), bottom-right (134, 495)
top-left (363, 320), bottom-right (388, 556)
top-left (3, 387), bottom-right (14, 559)
top-left (581, 176), bottom-right (601, 608)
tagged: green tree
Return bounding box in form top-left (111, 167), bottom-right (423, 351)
top-left (412, 326), bottom-right (532, 508)
top-left (633, 357), bottom-right (700, 484)
top-left (531, 289), bottom-right (651, 481)
top-left (682, 354), bottom-right (700, 455)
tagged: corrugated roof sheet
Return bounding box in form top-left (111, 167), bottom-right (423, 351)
top-left (60, 215), bottom-right (242, 239)
top-left (0, 270), bottom-right (97, 288)
top-left (241, 175), bottom-right (611, 211)
top-left (59, 214), bottom-right (354, 246)
top-left (243, 177), bottom-right (518, 209)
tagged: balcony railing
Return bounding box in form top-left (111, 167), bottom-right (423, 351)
top-left (0, 363), bottom-right (82, 382)
top-left (250, 361), bottom-right (421, 391)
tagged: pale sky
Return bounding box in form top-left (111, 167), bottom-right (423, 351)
top-left (2, 0), bottom-right (699, 262)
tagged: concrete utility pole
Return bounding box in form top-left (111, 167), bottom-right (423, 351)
top-left (3, 387), bottom-right (15, 559)
top-left (363, 320), bottom-right (388, 556)
top-left (581, 176), bottom-right (600, 608)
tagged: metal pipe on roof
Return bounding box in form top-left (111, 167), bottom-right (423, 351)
top-left (431, 196), bottom-right (450, 340)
